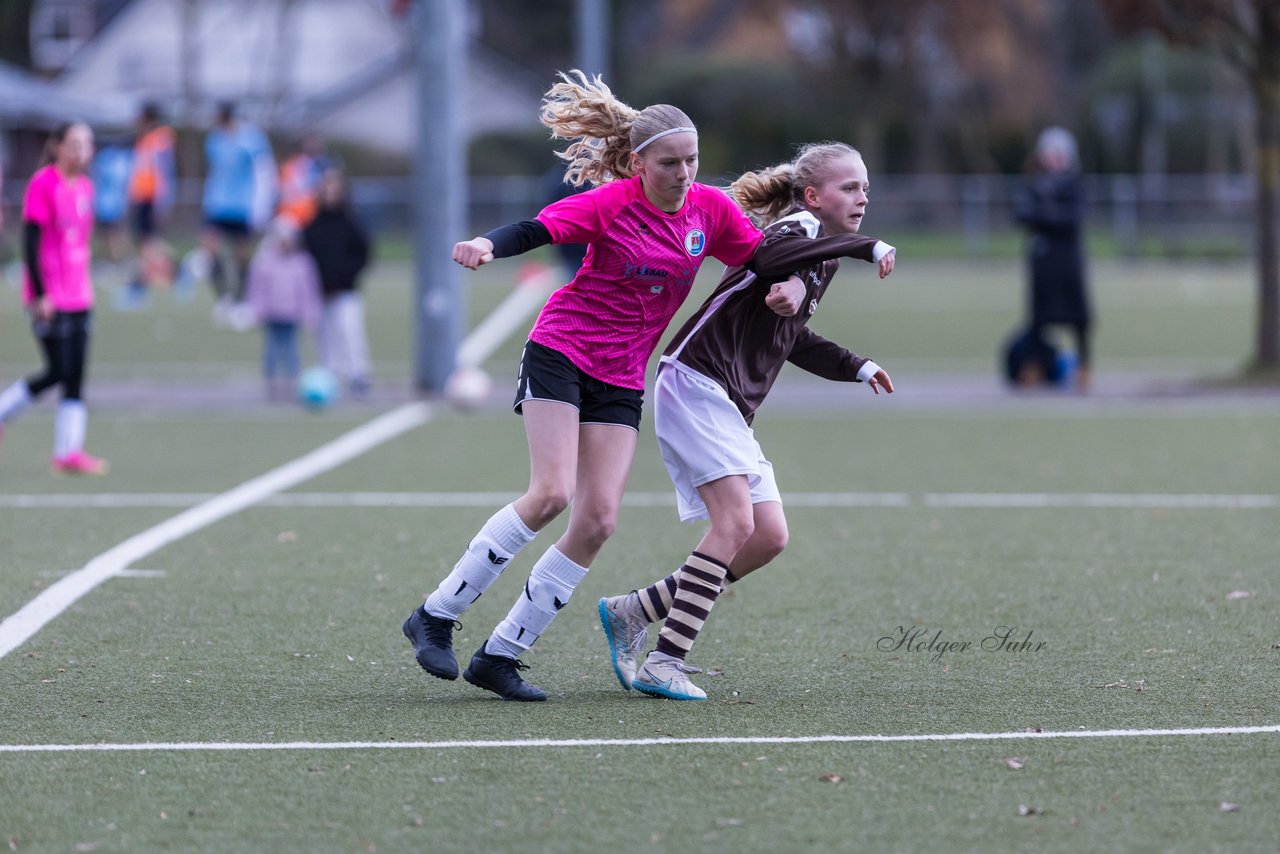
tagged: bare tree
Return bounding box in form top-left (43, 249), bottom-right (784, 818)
top-left (1105, 0), bottom-right (1280, 372)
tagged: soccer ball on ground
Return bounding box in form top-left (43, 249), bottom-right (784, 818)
top-left (298, 366), bottom-right (339, 410)
top-left (444, 366), bottom-right (493, 411)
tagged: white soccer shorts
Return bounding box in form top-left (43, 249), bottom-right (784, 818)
top-left (653, 360), bottom-right (781, 523)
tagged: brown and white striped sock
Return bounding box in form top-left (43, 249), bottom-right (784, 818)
top-left (638, 565), bottom-right (739, 623)
top-left (637, 573), bottom-right (677, 623)
top-left (653, 552), bottom-right (729, 661)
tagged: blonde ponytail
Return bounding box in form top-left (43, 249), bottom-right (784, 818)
top-left (731, 142), bottom-right (862, 226)
top-left (540, 70), bottom-right (697, 187)
top-left (730, 164), bottom-right (798, 226)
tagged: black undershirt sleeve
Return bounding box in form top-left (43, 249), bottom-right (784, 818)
top-left (23, 221), bottom-right (45, 299)
top-left (482, 220), bottom-right (553, 258)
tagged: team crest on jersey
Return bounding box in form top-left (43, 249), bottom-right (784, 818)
top-left (684, 229), bottom-right (706, 256)
top-left (808, 298), bottom-right (818, 315)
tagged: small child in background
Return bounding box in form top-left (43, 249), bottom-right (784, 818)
top-left (302, 168), bottom-right (373, 396)
top-left (244, 217), bottom-right (322, 400)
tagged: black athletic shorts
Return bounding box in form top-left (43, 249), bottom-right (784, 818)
top-left (514, 340), bottom-right (643, 431)
top-left (132, 201), bottom-right (156, 238)
top-left (204, 216), bottom-right (251, 238)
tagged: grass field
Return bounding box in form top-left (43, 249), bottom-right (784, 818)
top-left (1, 254), bottom-right (1277, 853)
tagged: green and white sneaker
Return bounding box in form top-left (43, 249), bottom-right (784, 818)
top-left (598, 593), bottom-right (648, 690)
top-left (633, 651), bottom-right (706, 701)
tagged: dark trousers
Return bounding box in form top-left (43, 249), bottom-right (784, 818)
top-left (27, 310), bottom-right (91, 401)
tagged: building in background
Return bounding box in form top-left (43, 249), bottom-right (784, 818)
top-left (31, 0), bottom-right (542, 156)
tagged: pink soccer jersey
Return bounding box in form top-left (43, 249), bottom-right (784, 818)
top-left (531, 176), bottom-right (761, 389)
top-left (22, 165), bottom-right (95, 312)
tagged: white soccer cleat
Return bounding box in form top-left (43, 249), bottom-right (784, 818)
top-left (598, 593), bottom-right (648, 690)
top-left (633, 652), bottom-right (707, 701)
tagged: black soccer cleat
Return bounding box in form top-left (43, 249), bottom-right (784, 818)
top-left (461, 646), bottom-right (548, 701)
top-left (402, 606), bottom-right (461, 680)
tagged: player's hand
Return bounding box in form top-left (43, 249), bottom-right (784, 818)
top-left (765, 275), bottom-right (806, 317)
top-left (452, 237), bottom-right (495, 270)
top-left (33, 296), bottom-right (54, 323)
top-left (878, 249), bottom-right (895, 279)
top-left (867, 369), bottom-right (894, 395)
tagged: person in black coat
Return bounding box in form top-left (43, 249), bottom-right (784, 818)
top-left (302, 168), bottom-right (372, 395)
top-left (1013, 127), bottom-right (1092, 391)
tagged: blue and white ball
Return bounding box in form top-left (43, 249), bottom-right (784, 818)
top-left (298, 366), bottom-right (339, 410)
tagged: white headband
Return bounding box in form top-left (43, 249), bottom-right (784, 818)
top-left (633, 126), bottom-right (697, 154)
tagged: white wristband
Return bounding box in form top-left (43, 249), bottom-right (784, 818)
top-left (856, 360), bottom-right (881, 383)
top-left (872, 241), bottom-right (895, 262)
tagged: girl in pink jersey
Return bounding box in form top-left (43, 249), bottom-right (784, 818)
top-left (403, 71), bottom-right (762, 701)
top-left (599, 143), bottom-right (898, 699)
top-left (0, 123), bottom-right (108, 475)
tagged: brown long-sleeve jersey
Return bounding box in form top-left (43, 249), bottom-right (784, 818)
top-left (660, 207), bottom-right (886, 425)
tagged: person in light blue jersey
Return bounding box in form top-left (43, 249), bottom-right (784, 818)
top-left (91, 140), bottom-right (132, 265)
top-left (189, 102), bottom-right (277, 327)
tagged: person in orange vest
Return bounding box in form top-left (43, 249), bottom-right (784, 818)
top-left (276, 133), bottom-right (328, 230)
top-left (123, 103), bottom-right (176, 305)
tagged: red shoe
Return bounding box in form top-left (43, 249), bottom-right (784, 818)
top-left (51, 450), bottom-right (109, 475)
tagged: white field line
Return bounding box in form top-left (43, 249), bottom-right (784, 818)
top-left (1, 724), bottom-right (1277, 754)
top-left (922, 492), bottom-right (1279, 509)
top-left (1, 491), bottom-right (1275, 510)
top-left (0, 403), bottom-right (432, 660)
top-left (456, 264), bottom-right (556, 368)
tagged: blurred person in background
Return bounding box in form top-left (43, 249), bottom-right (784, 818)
top-left (277, 133), bottom-right (329, 230)
top-left (1010, 126), bottom-right (1092, 392)
top-left (0, 137), bottom-right (6, 236)
top-left (90, 134), bottom-right (131, 268)
top-left (0, 141), bottom-right (18, 287)
top-left (121, 102), bottom-right (177, 306)
top-left (186, 101), bottom-right (277, 329)
top-left (0, 122), bottom-right (109, 474)
top-left (0, 141), bottom-right (8, 268)
top-left (302, 167), bottom-right (372, 397)
top-left (244, 216), bottom-right (322, 401)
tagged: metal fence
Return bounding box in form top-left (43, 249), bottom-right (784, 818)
top-left (1, 173), bottom-right (1256, 258)
top-left (366, 173), bottom-right (1258, 258)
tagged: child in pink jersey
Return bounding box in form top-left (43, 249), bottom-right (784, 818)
top-left (0, 122), bottom-right (108, 475)
top-left (402, 70), bottom-right (763, 701)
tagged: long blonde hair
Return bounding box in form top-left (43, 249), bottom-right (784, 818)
top-left (731, 142), bottom-right (862, 226)
top-left (540, 70), bottom-right (697, 187)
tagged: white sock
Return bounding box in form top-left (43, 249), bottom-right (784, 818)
top-left (53, 400), bottom-right (87, 458)
top-left (423, 503), bottom-right (536, 620)
top-left (486, 546), bottom-right (587, 659)
top-left (0, 381), bottom-right (32, 424)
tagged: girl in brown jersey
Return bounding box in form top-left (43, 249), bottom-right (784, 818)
top-left (598, 142), bottom-right (896, 700)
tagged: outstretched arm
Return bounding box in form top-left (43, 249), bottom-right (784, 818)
top-left (452, 220), bottom-right (552, 270)
top-left (786, 327), bottom-right (891, 393)
top-left (751, 227), bottom-right (895, 281)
